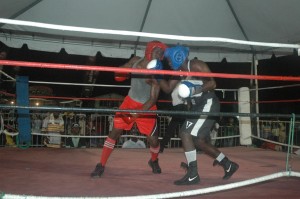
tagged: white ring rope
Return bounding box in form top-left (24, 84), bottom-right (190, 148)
top-left (29, 81), bottom-right (131, 88)
top-left (251, 135), bottom-right (300, 149)
top-left (1, 64), bottom-right (299, 93)
top-left (29, 81), bottom-right (300, 93)
top-left (31, 132), bottom-right (147, 139)
top-left (2, 69), bottom-right (298, 93)
top-left (0, 114), bottom-right (3, 134)
top-left (0, 115), bottom-right (19, 136)
top-left (0, 70), bottom-right (15, 81)
top-left (2, 129), bottom-right (19, 136)
top-left (1, 18), bottom-right (300, 49)
top-left (2, 171), bottom-right (300, 199)
top-left (249, 83), bottom-right (300, 91)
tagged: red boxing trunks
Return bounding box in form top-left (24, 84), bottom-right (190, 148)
top-left (114, 96), bottom-right (158, 136)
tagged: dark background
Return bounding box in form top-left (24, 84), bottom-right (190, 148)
top-left (1, 42), bottom-right (299, 114)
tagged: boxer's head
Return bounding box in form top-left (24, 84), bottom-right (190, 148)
top-left (164, 45), bottom-right (189, 70)
top-left (145, 41), bottom-right (168, 61)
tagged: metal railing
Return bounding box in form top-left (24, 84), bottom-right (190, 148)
top-left (1, 110), bottom-right (299, 149)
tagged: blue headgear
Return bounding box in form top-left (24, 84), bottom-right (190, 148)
top-left (164, 45), bottom-right (189, 70)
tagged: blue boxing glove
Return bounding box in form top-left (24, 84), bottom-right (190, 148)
top-left (147, 59), bottom-right (163, 81)
top-left (178, 80), bottom-right (203, 98)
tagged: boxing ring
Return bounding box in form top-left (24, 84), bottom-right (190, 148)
top-left (0, 147), bottom-right (300, 199)
top-left (1, 18), bottom-right (300, 199)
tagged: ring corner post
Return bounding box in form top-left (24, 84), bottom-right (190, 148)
top-left (16, 76), bottom-right (31, 147)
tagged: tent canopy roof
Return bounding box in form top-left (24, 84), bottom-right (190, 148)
top-left (1, 0), bottom-right (300, 62)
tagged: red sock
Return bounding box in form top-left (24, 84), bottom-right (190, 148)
top-left (150, 144), bottom-right (160, 161)
top-left (100, 137), bottom-right (116, 166)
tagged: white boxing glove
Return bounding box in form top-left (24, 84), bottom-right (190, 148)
top-left (178, 80), bottom-right (203, 98)
top-left (147, 59), bottom-right (163, 70)
top-left (147, 59), bottom-right (163, 81)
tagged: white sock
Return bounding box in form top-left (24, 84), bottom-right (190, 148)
top-left (216, 152), bottom-right (225, 162)
top-left (185, 150), bottom-right (197, 165)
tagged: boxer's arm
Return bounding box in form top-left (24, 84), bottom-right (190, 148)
top-left (141, 80), bottom-right (160, 111)
top-left (159, 79), bottom-right (180, 94)
top-left (192, 59), bottom-right (216, 92)
top-left (115, 56), bottom-right (141, 82)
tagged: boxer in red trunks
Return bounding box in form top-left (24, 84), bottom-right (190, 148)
top-left (91, 41), bottom-right (167, 178)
